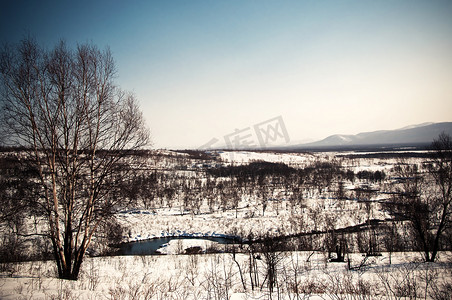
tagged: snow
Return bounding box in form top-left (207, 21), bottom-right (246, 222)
top-left (1, 252), bottom-right (451, 299)
top-left (217, 150), bottom-right (311, 166)
top-left (1, 149), bottom-right (451, 299)
top-left (116, 196), bottom-right (384, 244)
top-left (155, 238), bottom-right (220, 255)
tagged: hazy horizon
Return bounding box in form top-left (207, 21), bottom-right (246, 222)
top-left (1, 0), bottom-right (451, 149)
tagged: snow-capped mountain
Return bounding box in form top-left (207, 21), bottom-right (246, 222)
top-left (295, 122), bottom-right (452, 149)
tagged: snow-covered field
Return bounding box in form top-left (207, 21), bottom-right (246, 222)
top-left (1, 149), bottom-right (451, 299)
top-left (117, 197), bottom-right (390, 244)
top-left (1, 251), bottom-right (451, 299)
top-left (115, 150), bottom-right (395, 244)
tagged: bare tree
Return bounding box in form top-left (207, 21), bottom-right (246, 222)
top-left (427, 133), bottom-right (452, 260)
top-left (0, 38), bottom-right (150, 279)
top-left (391, 133), bottom-right (452, 262)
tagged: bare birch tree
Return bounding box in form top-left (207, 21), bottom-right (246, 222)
top-left (391, 133), bottom-right (452, 262)
top-left (0, 38), bottom-right (150, 279)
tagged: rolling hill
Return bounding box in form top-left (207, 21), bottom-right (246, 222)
top-left (293, 122), bottom-right (452, 150)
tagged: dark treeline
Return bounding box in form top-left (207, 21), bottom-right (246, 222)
top-left (337, 151), bottom-right (436, 159)
top-left (207, 161), bottom-right (297, 178)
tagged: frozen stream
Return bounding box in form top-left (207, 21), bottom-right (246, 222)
top-left (117, 236), bottom-right (237, 255)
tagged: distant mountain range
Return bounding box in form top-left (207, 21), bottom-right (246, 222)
top-left (291, 122), bottom-right (452, 150)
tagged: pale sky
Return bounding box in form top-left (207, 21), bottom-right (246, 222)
top-left (1, 0), bottom-right (452, 149)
